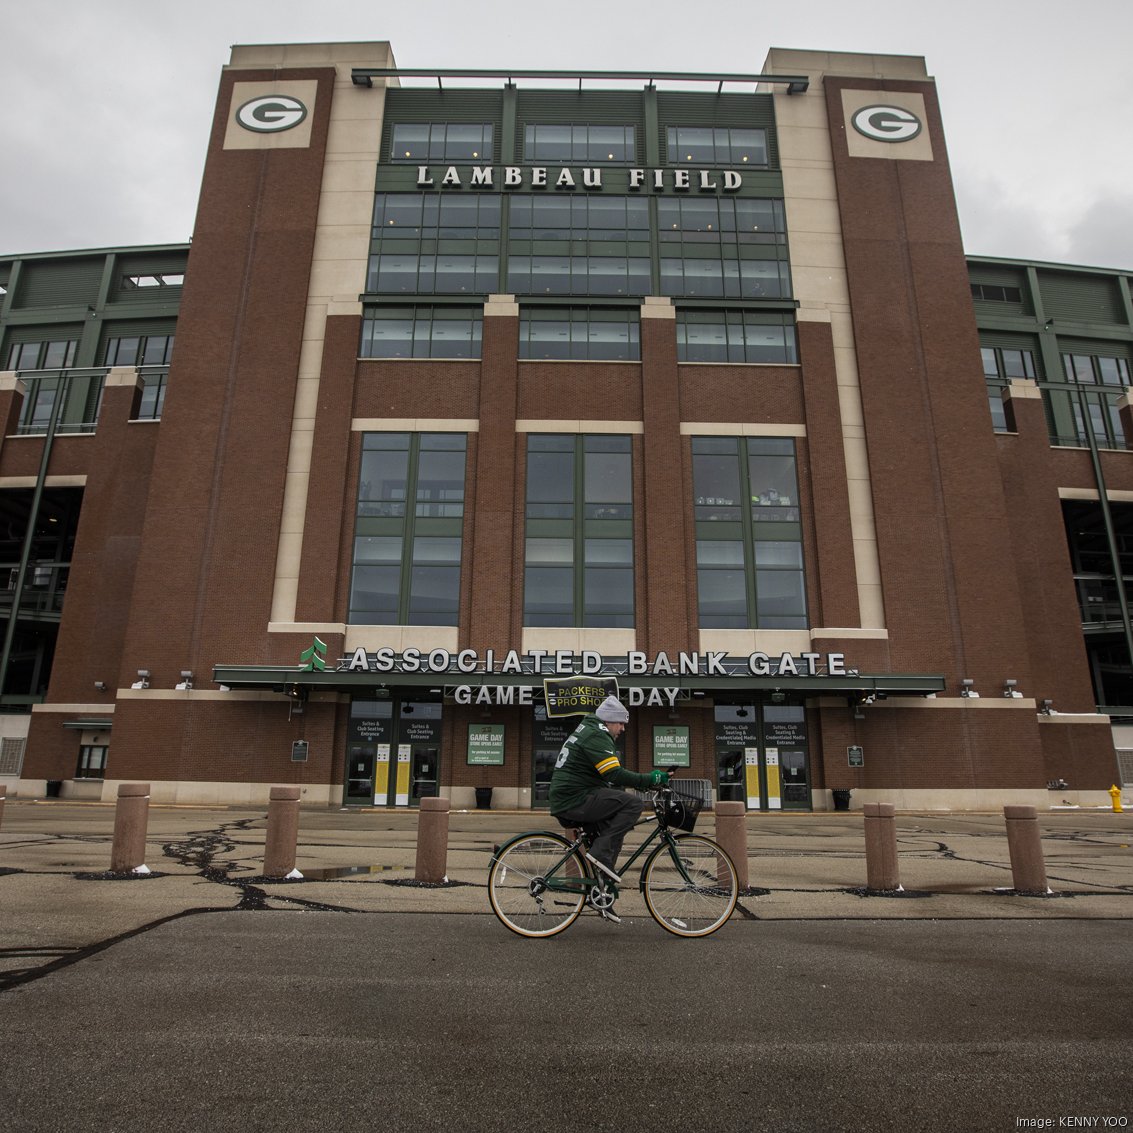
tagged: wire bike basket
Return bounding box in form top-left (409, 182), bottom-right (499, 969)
top-left (665, 786), bottom-right (704, 832)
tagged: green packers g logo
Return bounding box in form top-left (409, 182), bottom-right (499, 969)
top-left (236, 95), bottom-right (308, 133)
top-left (850, 105), bottom-right (922, 143)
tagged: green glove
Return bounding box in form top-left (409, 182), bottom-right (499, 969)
top-left (648, 770), bottom-right (670, 787)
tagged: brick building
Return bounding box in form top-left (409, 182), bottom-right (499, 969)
top-left (0, 43), bottom-right (1125, 809)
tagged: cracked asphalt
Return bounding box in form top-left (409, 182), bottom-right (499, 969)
top-left (1, 802), bottom-right (1130, 990)
top-left (1, 802), bottom-right (1130, 1132)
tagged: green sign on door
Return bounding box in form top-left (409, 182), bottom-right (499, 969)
top-left (468, 724), bottom-right (505, 765)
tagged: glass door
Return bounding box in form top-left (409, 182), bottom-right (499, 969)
top-left (345, 699), bottom-right (393, 806)
top-left (398, 701), bottom-right (442, 806)
top-left (714, 701), bottom-right (811, 810)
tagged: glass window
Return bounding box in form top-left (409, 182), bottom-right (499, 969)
top-left (6, 339), bottom-right (78, 370)
top-left (677, 311), bottom-right (797, 364)
top-left (524, 434), bottom-right (634, 627)
top-left (524, 124), bottom-right (635, 163)
top-left (76, 744), bottom-right (108, 780)
top-left (390, 123), bottom-right (493, 163)
top-left (350, 433), bottom-right (467, 625)
top-left (1046, 351), bottom-right (1132, 449)
top-left (692, 436), bottom-right (807, 629)
top-left (667, 126), bottom-right (768, 167)
top-left (519, 308), bottom-right (639, 362)
top-left (361, 307), bottom-right (482, 359)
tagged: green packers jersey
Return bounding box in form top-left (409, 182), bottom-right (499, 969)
top-left (548, 713), bottom-right (653, 814)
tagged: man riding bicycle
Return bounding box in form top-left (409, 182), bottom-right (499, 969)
top-left (549, 695), bottom-right (670, 923)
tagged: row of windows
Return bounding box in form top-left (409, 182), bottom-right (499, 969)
top-left (360, 307), bottom-right (799, 364)
top-left (389, 123), bottom-right (768, 167)
top-left (367, 193), bottom-right (792, 300)
top-left (373, 193), bottom-right (787, 242)
top-left (348, 432), bottom-right (806, 631)
top-left (367, 254), bottom-right (790, 301)
top-left (982, 345), bottom-right (1132, 447)
top-left (6, 335), bottom-right (174, 372)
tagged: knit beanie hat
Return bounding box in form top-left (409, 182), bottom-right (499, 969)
top-left (595, 696), bottom-right (629, 723)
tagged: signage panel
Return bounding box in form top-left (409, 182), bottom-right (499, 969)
top-left (467, 724), bottom-right (506, 766)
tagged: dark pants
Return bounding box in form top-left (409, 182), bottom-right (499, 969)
top-left (553, 788), bottom-right (644, 875)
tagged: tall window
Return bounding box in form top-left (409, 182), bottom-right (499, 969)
top-left (666, 126), bottom-right (768, 167)
top-left (390, 123), bottom-right (493, 163)
top-left (350, 433), bottom-right (467, 625)
top-left (524, 124), bottom-right (635, 163)
top-left (76, 745), bottom-right (108, 780)
top-left (691, 437), bottom-right (807, 629)
top-left (524, 435), bottom-right (634, 627)
top-left (677, 311), bottom-right (797, 364)
top-left (981, 345), bottom-right (1037, 432)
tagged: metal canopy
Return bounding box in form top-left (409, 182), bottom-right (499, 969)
top-left (350, 67), bottom-right (809, 94)
top-left (212, 663), bottom-right (944, 698)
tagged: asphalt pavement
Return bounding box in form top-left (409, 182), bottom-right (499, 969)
top-left (1, 800), bottom-right (1130, 1131)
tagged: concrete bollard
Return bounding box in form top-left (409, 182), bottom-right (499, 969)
top-left (863, 802), bottom-right (901, 891)
top-left (110, 783), bottom-right (151, 873)
top-left (713, 801), bottom-right (749, 890)
top-left (1003, 805), bottom-right (1049, 895)
top-left (415, 796), bottom-right (450, 883)
top-left (264, 786), bottom-right (302, 878)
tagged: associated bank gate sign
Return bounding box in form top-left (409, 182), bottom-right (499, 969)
top-left (339, 647), bottom-right (851, 707)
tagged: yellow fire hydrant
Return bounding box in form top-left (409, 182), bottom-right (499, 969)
top-left (1109, 784), bottom-right (1124, 813)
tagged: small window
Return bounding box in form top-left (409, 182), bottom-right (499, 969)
top-left (970, 283), bottom-right (1022, 303)
top-left (104, 335), bottom-right (175, 368)
top-left (6, 339), bottom-right (78, 371)
top-left (524, 124), bottom-right (635, 163)
top-left (361, 308), bottom-right (482, 359)
top-left (76, 744), bottom-right (108, 779)
top-left (390, 123), bottom-right (493, 163)
top-left (677, 311), bottom-right (797, 364)
top-left (519, 308), bottom-right (639, 362)
top-left (666, 127), bottom-right (768, 167)
top-left (122, 272), bottom-right (184, 289)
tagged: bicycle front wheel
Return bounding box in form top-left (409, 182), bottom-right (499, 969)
top-left (642, 834), bottom-right (738, 937)
top-left (488, 833), bottom-right (588, 938)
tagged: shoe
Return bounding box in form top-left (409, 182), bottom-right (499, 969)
top-left (585, 853), bottom-right (623, 883)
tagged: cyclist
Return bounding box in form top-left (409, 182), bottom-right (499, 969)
top-left (549, 695), bottom-right (671, 923)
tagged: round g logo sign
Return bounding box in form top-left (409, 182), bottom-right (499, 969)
top-left (236, 95), bottom-right (308, 133)
top-left (850, 105), bottom-right (922, 143)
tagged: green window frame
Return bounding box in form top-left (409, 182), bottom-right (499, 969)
top-left (691, 436), bottom-right (807, 629)
top-left (677, 310), bottom-right (797, 364)
top-left (981, 345), bottom-right (1037, 432)
top-left (390, 123), bottom-right (493, 163)
top-left (1049, 352), bottom-right (1132, 450)
top-left (6, 339), bottom-right (78, 370)
top-left (361, 307), bottom-right (483, 359)
top-left (523, 124), bottom-right (636, 163)
top-left (666, 126), bottom-right (768, 167)
top-left (518, 308), bottom-right (640, 361)
top-left (524, 434), bottom-right (634, 628)
top-left (103, 334), bottom-right (175, 367)
top-left (350, 433), bottom-right (467, 625)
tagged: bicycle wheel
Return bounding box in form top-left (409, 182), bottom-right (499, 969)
top-left (642, 834), bottom-right (738, 938)
top-left (488, 833), bottom-right (588, 938)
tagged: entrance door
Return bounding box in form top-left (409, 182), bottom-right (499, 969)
top-left (397, 701), bottom-right (442, 806)
top-left (714, 702), bottom-right (811, 810)
top-left (532, 705), bottom-right (573, 807)
top-left (345, 699), bottom-right (393, 806)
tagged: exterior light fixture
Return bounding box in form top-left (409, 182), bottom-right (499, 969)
top-left (176, 671), bottom-right (194, 690)
top-left (131, 669), bottom-right (150, 690)
top-left (960, 679), bottom-right (979, 699)
top-left (1003, 679), bottom-right (1022, 699)
top-left (94, 681), bottom-right (107, 692)
top-left (1040, 699), bottom-right (1055, 715)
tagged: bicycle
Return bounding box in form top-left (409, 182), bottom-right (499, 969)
top-left (487, 784), bottom-right (739, 938)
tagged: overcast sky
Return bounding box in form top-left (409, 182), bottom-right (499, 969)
top-left (3, 0), bottom-right (1131, 271)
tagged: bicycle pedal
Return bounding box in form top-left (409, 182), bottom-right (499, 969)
top-left (598, 908), bottom-right (622, 925)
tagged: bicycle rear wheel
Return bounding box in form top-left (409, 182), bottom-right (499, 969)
top-left (488, 833), bottom-right (588, 938)
top-left (642, 834), bottom-right (738, 937)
